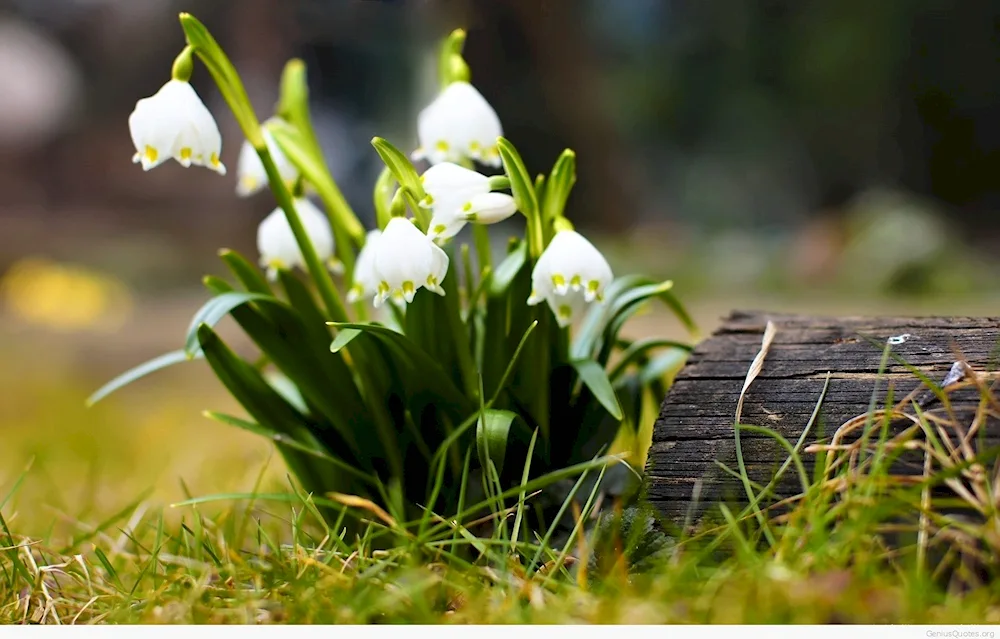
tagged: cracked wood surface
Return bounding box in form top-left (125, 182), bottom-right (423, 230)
top-left (646, 310), bottom-right (1000, 521)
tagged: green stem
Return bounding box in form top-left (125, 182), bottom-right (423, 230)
top-left (402, 189), bottom-right (430, 231)
top-left (525, 215), bottom-right (545, 260)
top-left (472, 225), bottom-right (492, 273)
top-left (259, 146), bottom-right (348, 322)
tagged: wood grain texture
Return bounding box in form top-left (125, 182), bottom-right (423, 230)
top-left (646, 310), bottom-right (1000, 521)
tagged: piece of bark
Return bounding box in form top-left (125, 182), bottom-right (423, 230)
top-left (645, 310), bottom-right (1000, 523)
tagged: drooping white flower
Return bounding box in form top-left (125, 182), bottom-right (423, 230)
top-left (346, 229), bottom-right (382, 304)
top-left (463, 192), bottom-right (517, 224)
top-left (256, 197), bottom-right (336, 281)
top-left (235, 119), bottom-right (299, 197)
top-left (128, 79), bottom-right (225, 174)
top-left (412, 81), bottom-right (502, 168)
top-left (373, 217), bottom-right (449, 306)
top-left (527, 230), bottom-right (613, 327)
top-left (420, 162), bottom-right (518, 241)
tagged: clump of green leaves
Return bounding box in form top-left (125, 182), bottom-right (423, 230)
top-left (88, 14), bottom-right (696, 543)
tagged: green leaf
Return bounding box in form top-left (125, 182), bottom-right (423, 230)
top-left (203, 411), bottom-right (377, 486)
top-left (489, 240), bottom-right (527, 296)
top-left (184, 291), bottom-right (279, 357)
top-left (533, 173), bottom-right (547, 204)
top-left (600, 281), bottom-right (679, 356)
top-left (93, 546), bottom-right (124, 591)
top-left (407, 256), bottom-right (478, 396)
top-left (330, 328), bottom-right (362, 353)
top-left (270, 122), bottom-right (365, 248)
top-left (572, 277), bottom-right (695, 363)
top-left (487, 320), bottom-right (538, 405)
top-left (216, 288), bottom-right (368, 458)
top-left (638, 349), bottom-right (690, 386)
top-left (608, 338), bottom-right (692, 382)
top-left (203, 275), bottom-right (233, 295)
top-left (496, 138), bottom-right (538, 219)
top-left (277, 269), bottom-right (333, 340)
top-left (476, 409), bottom-right (517, 479)
top-left (195, 324), bottom-right (349, 496)
top-left (197, 325), bottom-right (310, 437)
top-left (659, 287), bottom-right (698, 338)
top-left (571, 359), bottom-right (623, 420)
top-left (541, 149), bottom-right (576, 224)
top-left (0, 511), bottom-right (32, 587)
top-left (86, 350), bottom-right (201, 406)
top-left (573, 275), bottom-right (647, 359)
top-left (264, 372), bottom-right (309, 415)
top-left (178, 13), bottom-right (263, 149)
top-left (373, 166), bottom-right (396, 230)
top-left (371, 136), bottom-right (424, 201)
top-left (327, 322), bottom-right (470, 413)
top-left (219, 249), bottom-right (272, 295)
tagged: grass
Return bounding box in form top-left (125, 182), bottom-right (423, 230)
top-left (3, 326), bottom-right (1000, 624)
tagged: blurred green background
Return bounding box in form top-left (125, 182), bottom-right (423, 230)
top-left (2, 0), bottom-right (999, 530)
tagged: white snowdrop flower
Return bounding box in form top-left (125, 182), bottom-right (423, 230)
top-left (235, 120), bottom-right (299, 197)
top-left (412, 81), bottom-right (502, 168)
top-left (373, 217), bottom-right (449, 307)
top-left (128, 79), bottom-right (225, 174)
top-left (527, 230), bottom-right (613, 327)
top-left (419, 162), bottom-right (517, 241)
top-left (463, 192), bottom-right (517, 224)
top-left (256, 198), bottom-right (336, 281)
top-left (346, 229), bottom-right (382, 304)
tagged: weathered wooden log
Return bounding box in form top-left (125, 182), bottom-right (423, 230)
top-left (646, 310), bottom-right (1000, 522)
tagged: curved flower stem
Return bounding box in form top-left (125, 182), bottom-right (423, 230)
top-left (259, 146), bottom-right (349, 322)
top-left (171, 46), bottom-right (194, 82)
top-left (179, 14), bottom-right (348, 322)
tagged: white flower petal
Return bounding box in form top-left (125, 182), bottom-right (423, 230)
top-left (416, 81), bottom-right (502, 167)
top-left (421, 162), bottom-right (490, 194)
top-left (427, 213), bottom-right (468, 242)
top-left (464, 192), bottom-right (517, 224)
top-left (128, 79), bottom-right (225, 175)
top-left (545, 290), bottom-right (590, 328)
top-left (256, 198), bottom-right (334, 276)
top-left (236, 120), bottom-right (299, 197)
top-left (347, 229), bottom-right (382, 303)
top-left (528, 229), bottom-right (613, 324)
top-left (373, 217), bottom-right (449, 305)
top-left (418, 162), bottom-right (507, 242)
top-left (235, 139), bottom-right (265, 196)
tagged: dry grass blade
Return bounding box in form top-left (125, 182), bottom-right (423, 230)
top-left (327, 493), bottom-right (398, 529)
top-left (735, 319), bottom-right (776, 424)
top-left (732, 319), bottom-right (777, 541)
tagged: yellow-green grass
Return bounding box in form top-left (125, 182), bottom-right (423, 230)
top-left (2, 297), bottom-right (1000, 624)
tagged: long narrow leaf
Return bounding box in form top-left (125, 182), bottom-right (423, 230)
top-left (219, 249), bottom-right (272, 295)
top-left (490, 241), bottom-right (527, 296)
top-left (327, 322), bottom-right (470, 412)
top-left (476, 410), bottom-right (517, 478)
top-left (371, 136), bottom-right (424, 200)
top-left (184, 291), bottom-right (278, 356)
top-left (86, 350), bottom-right (201, 406)
top-left (571, 359), bottom-right (623, 420)
top-left (608, 338), bottom-right (692, 382)
top-left (203, 411), bottom-right (377, 486)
